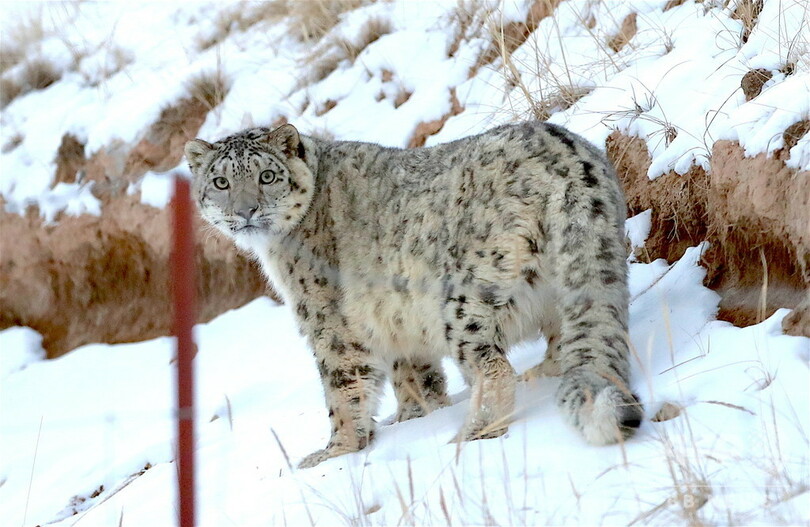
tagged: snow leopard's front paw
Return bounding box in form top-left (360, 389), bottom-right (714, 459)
top-left (395, 402), bottom-right (429, 422)
top-left (557, 368), bottom-right (643, 445)
top-left (456, 418), bottom-right (509, 442)
top-left (298, 445), bottom-right (352, 469)
top-left (297, 429), bottom-right (374, 469)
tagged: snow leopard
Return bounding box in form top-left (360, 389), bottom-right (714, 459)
top-left (185, 121), bottom-right (643, 468)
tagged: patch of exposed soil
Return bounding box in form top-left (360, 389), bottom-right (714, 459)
top-left (607, 12), bottom-right (637, 53)
top-left (408, 88), bottom-right (463, 148)
top-left (0, 195), bottom-right (272, 358)
top-left (54, 134), bottom-right (86, 185)
top-left (606, 132), bottom-right (809, 333)
top-left (124, 98), bottom-right (210, 178)
top-left (740, 68), bottom-right (772, 101)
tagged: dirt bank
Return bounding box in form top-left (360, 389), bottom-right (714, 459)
top-left (607, 132), bottom-right (809, 336)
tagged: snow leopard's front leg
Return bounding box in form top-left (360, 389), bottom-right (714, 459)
top-left (298, 326), bottom-right (386, 468)
top-left (287, 267), bottom-right (385, 469)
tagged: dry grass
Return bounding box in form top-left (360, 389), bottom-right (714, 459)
top-left (0, 10), bottom-right (46, 75)
top-left (600, 83), bottom-right (681, 149)
top-left (315, 99), bottom-right (338, 116)
top-left (732, 0), bottom-right (763, 43)
top-left (532, 85), bottom-right (593, 121)
top-left (197, 1), bottom-right (289, 51)
top-left (82, 47), bottom-right (133, 88)
top-left (1, 133), bottom-right (24, 154)
top-left (185, 69), bottom-right (231, 111)
top-left (0, 3), bottom-right (85, 106)
top-left (304, 15), bottom-right (392, 86)
top-left (479, 0), bottom-right (563, 70)
top-left (484, 0), bottom-right (599, 122)
top-left (287, 0), bottom-right (371, 44)
top-left (54, 133), bottom-right (86, 185)
top-left (0, 59), bottom-right (61, 109)
top-left (265, 362), bottom-right (807, 527)
top-left (340, 16), bottom-right (391, 62)
top-left (740, 67), bottom-right (772, 101)
top-left (607, 12), bottom-right (638, 53)
top-left (447, 0), bottom-right (488, 59)
top-left (305, 47), bottom-right (347, 86)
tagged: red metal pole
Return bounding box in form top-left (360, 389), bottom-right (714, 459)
top-left (171, 176), bottom-right (196, 527)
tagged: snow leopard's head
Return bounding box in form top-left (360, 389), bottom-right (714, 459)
top-left (185, 124), bottom-right (315, 246)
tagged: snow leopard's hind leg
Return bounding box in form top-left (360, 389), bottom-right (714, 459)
top-left (391, 357), bottom-right (450, 422)
top-left (522, 312), bottom-right (562, 380)
top-left (547, 128), bottom-right (643, 444)
top-left (442, 295), bottom-right (516, 442)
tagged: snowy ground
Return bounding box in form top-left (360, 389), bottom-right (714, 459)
top-left (1, 0), bottom-right (809, 526)
top-left (1, 236), bottom-right (808, 526)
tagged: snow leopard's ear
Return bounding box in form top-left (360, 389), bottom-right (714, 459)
top-left (266, 124), bottom-right (304, 160)
top-left (185, 139), bottom-right (214, 173)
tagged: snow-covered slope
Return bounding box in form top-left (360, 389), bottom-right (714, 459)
top-left (2, 0), bottom-right (807, 215)
top-left (2, 241), bottom-right (808, 526)
top-left (1, 0), bottom-right (808, 525)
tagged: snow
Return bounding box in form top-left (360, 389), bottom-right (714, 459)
top-left (1, 248), bottom-right (807, 526)
top-left (0, 327), bottom-right (45, 379)
top-left (625, 208), bottom-right (652, 253)
top-left (1, 0), bottom-right (808, 525)
top-left (132, 171), bottom-right (176, 209)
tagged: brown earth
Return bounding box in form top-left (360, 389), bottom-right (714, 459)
top-left (607, 132), bottom-right (809, 336)
top-left (407, 88), bottom-right (463, 148)
top-left (740, 68), bottom-right (772, 101)
top-left (0, 195), bottom-right (272, 358)
top-left (607, 12), bottom-right (638, 53)
top-left (1, 97), bottom-right (275, 358)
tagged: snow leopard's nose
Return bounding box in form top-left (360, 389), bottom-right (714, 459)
top-left (236, 206), bottom-right (258, 220)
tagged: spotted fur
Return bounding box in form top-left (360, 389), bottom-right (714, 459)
top-left (185, 122), bottom-right (643, 468)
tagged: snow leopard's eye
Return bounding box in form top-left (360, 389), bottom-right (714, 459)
top-left (213, 176), bottom-right (229, 190)
top-left (259, 170), bottom-right (278, 185)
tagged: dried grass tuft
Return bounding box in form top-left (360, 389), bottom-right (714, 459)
top-left (54, 134), bottom-right (86, 185)
top-left (0, 12), bottom-right (46, 75)
top-left (531, 85), bottom-right (593, 121)
top-left (1, 134), bottom-right (24, 154)
top-left (732, 0), bottom-right (763, 43)
top-left (288, 0), bottom-right (370, 44)
top-left (607, 12), bottom-right (638, 53)
top-left (447, 0), bottom-right (490, 60)
top-left (476, 0), bottom-right (563, 71)
top-left (340, 16), bottom-right (391, 62)
top-left (782, 119), bottom-right (810, 151)
top-left (740, 68), bottom-right (772, 101)
top-left (0, 59), bottom-right (61, 109)
top-left (185, 70), bottom-right (231, 111)
top-left (197, 1), bottom-right (289, 51)
top-left (305, 15), bottom-right (392, 86)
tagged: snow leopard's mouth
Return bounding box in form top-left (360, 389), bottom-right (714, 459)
top-left (232, 224), bottom-right (265, 233)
